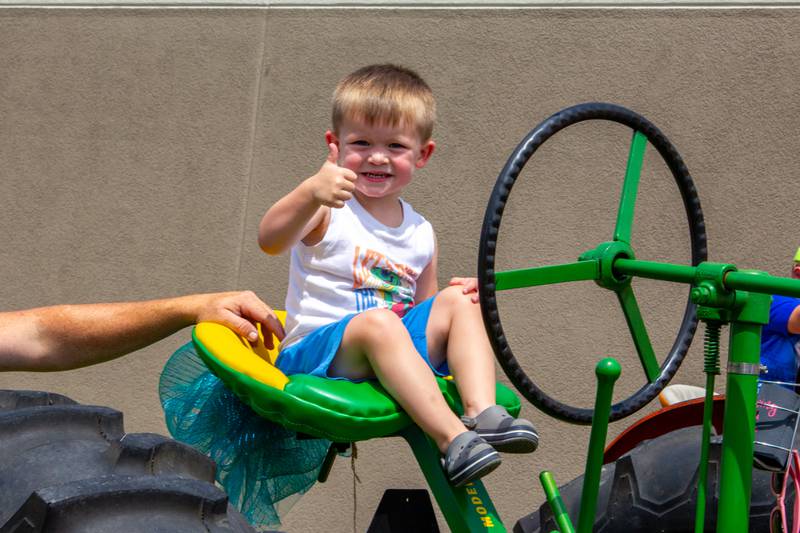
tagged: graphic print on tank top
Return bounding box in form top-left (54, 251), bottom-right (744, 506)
top-left (352, 245), bottom-right (418, 316)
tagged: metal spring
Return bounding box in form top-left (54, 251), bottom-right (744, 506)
top-left (704, 321), bottom-right (722, 375)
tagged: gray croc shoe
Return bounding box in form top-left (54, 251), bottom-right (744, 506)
top-left (461, 405), bottom-right (539, 454)
top-left (441, 430), bottom-right (501, 487)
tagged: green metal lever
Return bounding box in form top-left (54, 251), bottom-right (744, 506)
top-left (577, 358), bottom-right (622, 533)
top-left (537, 359), bottom-right (623, 533)
top-left (540, 471), bottom-right (575, 533)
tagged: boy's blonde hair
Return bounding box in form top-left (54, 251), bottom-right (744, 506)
top-left (332, 64), bottom-right (436, 142)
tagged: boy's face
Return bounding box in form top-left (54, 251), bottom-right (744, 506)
top-left (326, 116), bottom-right (434, 202)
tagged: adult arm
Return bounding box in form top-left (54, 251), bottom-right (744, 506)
top-left (0, 291), bottom-right (284, 372)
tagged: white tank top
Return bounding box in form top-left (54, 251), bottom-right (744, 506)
top-left (281, 197), bottom-right (435, 349)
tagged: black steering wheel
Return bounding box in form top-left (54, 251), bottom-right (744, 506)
top-left (478, 102), bottom-right (707, 425)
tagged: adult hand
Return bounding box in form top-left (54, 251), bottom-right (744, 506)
top-left (308, 143), bottom-right (358, 209)
top-left (196, 291), bottom-right (285, 349)
top-left (449, 277), bottom-right (480, 304)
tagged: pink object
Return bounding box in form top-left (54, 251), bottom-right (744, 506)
top-left (771, 449), bottom-right (800, 533)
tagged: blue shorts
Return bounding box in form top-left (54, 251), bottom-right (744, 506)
top-left (275, 296), bottom-right (448, 381)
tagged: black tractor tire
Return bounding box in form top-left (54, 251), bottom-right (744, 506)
top-left (0, 389), bottom-right (258, 533)
top-left (515, 426), bottom-right (775, 532)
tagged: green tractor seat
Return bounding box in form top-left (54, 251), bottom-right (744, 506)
top-left (192, 312), bottom-right (521, 443)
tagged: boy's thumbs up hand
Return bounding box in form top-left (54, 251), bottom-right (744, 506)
top-left (308, 143), bottom-right (358, 209)
top-left (326, 142), bottom-right (340, 164)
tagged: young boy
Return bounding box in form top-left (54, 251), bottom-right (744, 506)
top-left (760, 247), bottom-right (800, 387)
top-left (259, 64), bottom-right (538, 487)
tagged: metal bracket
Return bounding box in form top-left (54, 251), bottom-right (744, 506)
top-left (727, 362), bottom-right (761, 376)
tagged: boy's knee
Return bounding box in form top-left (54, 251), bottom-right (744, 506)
top-left (438, 285), bottom-right (477, 310)
top-left (349, 308), bottom-right (404, 341)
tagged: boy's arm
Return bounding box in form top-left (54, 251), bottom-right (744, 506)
top-left (446, 227), bottom-right (479, 302)
top-left (417, 233), bottom-right (480, 304)
top-left (0, 291), bottom-right (284, 372)
top-left (788, 304), bottom-right (800, 334)
top-left (258, 182), bottom-right (329, 255)
top-left (416, 236), bottom-right (439, 303)
top-left (259, 143), bottom-right (357, 255)
top-left (766, 295), bottom-right (800, 336)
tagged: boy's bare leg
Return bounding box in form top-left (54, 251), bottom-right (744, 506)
top-left (328, 308), bottom-right (466, 453)
top-left (425, 285), bottom-right (497, 418)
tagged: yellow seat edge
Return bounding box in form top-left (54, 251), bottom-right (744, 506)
top-left (194, 321), bottom-right (289, 390)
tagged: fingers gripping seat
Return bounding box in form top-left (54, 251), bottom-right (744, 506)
top-left (193, 313), bottom-right (521, 443)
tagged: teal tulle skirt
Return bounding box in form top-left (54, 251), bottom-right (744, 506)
top-left (159, 342), bottom-right (331, 530)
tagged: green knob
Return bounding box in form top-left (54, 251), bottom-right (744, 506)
top-left (691, 285), bottom-right (711, 304)
top-left (596, 357), bottom-right (622, 382)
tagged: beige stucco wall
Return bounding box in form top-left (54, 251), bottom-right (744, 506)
top-left (1, 7), bottom-right (799, 531)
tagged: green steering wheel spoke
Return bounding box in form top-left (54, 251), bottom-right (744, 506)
top-left (613, 131), bottom-right (648, 244)
top-left (616, 283), bottom-right (660, 382)
top-left (494, 260), bottom-right (599, 291)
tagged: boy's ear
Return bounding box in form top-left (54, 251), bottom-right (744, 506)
top-left (325, 130), bottom-right (338, 147)
top-left (415, 140), bottom-right (435, 169)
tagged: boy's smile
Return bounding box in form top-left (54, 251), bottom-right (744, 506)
top-left (326, 116), bottom-right (434, 207)
top-left (362, 171), bottom-right (392, 182)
